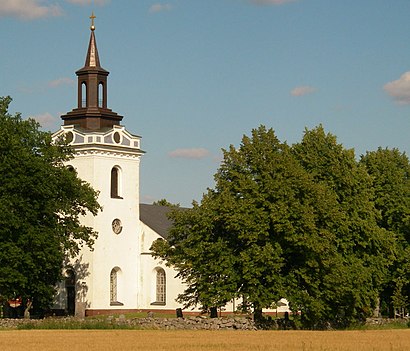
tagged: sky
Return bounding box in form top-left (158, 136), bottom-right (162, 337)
top-left (1, 0), bottom-right (410, 207)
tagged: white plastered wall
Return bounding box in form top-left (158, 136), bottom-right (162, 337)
top-left (138, 222), bottom-right (187, 310)
top-left (53, 125), bottom-right (143, 312)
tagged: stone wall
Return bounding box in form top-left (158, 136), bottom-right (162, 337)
top-left (4, 316), bottom-right (406, 330)
top-left (126, 316), bottom-right (257, 330)
top-left (0, 316), bottom-right (257, 331)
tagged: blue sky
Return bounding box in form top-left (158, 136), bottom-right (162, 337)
top-left (1, 0), bottom-right (410, 206)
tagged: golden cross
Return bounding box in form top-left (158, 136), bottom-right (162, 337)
top-left (90, 12), bottom-right (96, 30)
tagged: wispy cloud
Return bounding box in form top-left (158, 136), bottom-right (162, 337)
top-left (141, 194), bottom-right (157, 204)
top-left (149, 3), bottom-right (172, 13)
top-left (0, 0), bottom-right (62, 20)
top-left (384, 72), bottom-right (410, 105)
top-left (66, 0), bottom-right (110, 5)
top-left (29, 112), bottom-right (57, 128)
top-left (291, 85), bottom-right (316, 97)
top-left (48, 77), bottom-right (75, 88)
top-left (249, 0), bottom-right (298, 5)
top-left (168, 148), bottom-right (210, 159)
top-left (19, 77), bottom-right (74, 94)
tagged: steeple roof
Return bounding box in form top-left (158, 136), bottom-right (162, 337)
top-left (85, 30), bottom-right (101, 68)
top-left (61, 13), bottom-right (123, 131)
top-left (77, 15), bottom-right (107, 75)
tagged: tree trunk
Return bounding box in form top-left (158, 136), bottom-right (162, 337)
top-left (372, 297), bottom-right (380, 317)
top-left (24, 300), bottom-right (32, 319)
top-left (253, 307), bottom-right (263, 322)
top-left (210, 307), bottom-right (218, 318)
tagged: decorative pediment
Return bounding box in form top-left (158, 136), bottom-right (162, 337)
top-left (52, 125), bottom-right (144, 157)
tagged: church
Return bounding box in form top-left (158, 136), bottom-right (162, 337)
top-left (52, 17), bottom-right (187, 317)
top-left (52, 16), bottom-right (290, 317)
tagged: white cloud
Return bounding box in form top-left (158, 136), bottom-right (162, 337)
top-left (18, 77), bottom-right (74, 94)
top-left (65, 0), bottom-right (110, 5)
top-left (66, 0), bottom-right (110, 5)
top-left (168, 148), bottom-right (210, 159)
top-left (141, 194), bottom-right (156, 204)
top-left (29, 112), bottom-right (57, 128)
top-left (249, 0), bottom-right (297, 5)
top-left (48, 77), bottom-right (75, 88)
top-left (384, 72), bottom-right (410, 105)
top-left (149, 3), bottom-right (172, 13)
top-left (291, 85), bottom-right (316, 97)
top-left (0, 0), bottom-right (62, 20)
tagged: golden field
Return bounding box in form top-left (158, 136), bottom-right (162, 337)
top-left (0, 329), bottom-right (409, 351)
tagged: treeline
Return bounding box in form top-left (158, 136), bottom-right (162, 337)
top-left (151, 125), bottom-right (410, 329)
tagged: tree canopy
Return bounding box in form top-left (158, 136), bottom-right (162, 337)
top-left (0, 96), bottom-right (100, 311)
top-left (360, 148), bottom-right (410, 317)
top-left (152, 125), bottom-right (399, 328)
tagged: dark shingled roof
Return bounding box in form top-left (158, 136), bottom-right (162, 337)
top-left (139, 204), bottom-right (174, 239)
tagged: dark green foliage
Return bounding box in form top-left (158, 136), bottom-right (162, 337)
top-left (290, 126), bottom-right (394, 328)
top-left (152, 198), bottom-right (180, 207)
top-left (0, 96), bottom-right (100, 311)
top-left (361, 148), bottom-right (410, 317)
top-left (152, 124), bottom-right (399, 329)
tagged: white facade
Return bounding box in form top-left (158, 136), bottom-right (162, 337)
top-left (52, 124), bottom-right (186, 316)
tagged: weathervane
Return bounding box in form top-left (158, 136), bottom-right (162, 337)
top-left (90, 12), bottom-right (96, 31)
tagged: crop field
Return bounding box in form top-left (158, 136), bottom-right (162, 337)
top-left (0, 329), bottom-right (409, 351)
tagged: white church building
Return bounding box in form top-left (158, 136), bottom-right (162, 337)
top-left (52, 19), bottom-right (187, 317)
top-left (52, 18), bottom-right (290, 317)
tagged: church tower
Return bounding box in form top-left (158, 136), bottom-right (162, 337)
top-left (53, 14), bottom-right (144, 316)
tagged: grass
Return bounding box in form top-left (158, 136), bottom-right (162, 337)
top-left (0, 330), bottom-right (410, 351)
top-left (16, 318), bottom-right (142, 330)
top-left (348, 320), bottom-right (410, 330)
top-left (87, 311), bottom-right (178, 319)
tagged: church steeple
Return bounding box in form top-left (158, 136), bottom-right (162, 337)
top-left (84, 13), bottom-right (101, 68)
top-left (61, 13), bottom-right (123, 131)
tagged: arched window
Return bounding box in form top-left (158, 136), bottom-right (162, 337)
top-left (98, 82), bottom-right (104, 108)
top-left (156, 268), bottom-right (166, 304)
top-left (110, 267), bottom-right (119, 304)
top-left (110, 166), bottom-right (122, 199)
top-left (81, 82), bottom-right (87, 107)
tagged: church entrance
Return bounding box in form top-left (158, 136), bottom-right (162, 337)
top-left (65, 269), bottom-right (76, 316)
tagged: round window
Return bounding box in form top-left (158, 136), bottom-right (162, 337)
top-left (66, 131), bottom-right (74, 143)
top-left (112, 219), bottom-right (122, 234)
top-left (113, 132), bottom-right (121, 144)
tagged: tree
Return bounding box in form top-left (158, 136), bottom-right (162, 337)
top-left (153, 126), bottom-right (295, 315)
top-left (0, 96), bottom-right (100, 313)
top-left (290, 126), bottom-right (394, 327)
top-left (152, 198), bottom-right (180, 207)
top-left (360, 148), bottom-right (410, 317)
top-left (152, 125), bottom-right (395, 328)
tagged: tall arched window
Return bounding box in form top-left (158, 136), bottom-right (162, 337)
top-left (110, 267), bottom-right (118, 304)
top-left (110, 166), bottom-right (122, 199)
top-left (81, 82), bottom-right (87, 107)
top-left (98, 82), bottom-right (104, 108)
top-left (156, 268), bottom-right (166, 304)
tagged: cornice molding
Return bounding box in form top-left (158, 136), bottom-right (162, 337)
top-left (74, 147), bottom-right (143, 160)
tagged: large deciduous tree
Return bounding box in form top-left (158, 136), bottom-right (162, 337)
top-left (0, 96), bottom-right (100, 312)
top-left (360, 148), bottom-right (410, 317)
top-left (291, 126), bottom-right (394, 327)
top-left (153, 125), bottom-right (394, 328)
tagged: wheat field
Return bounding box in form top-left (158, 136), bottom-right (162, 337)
top-left (0, 329), bottom-right (409, 351)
